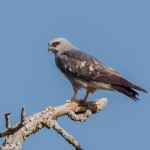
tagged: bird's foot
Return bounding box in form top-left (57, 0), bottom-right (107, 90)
top-left (66, 98), bottom-right (88, 107)
top-left (79, 99), bottom-right (88, 107)
top-left (66, 98), bottom-right (79, 103)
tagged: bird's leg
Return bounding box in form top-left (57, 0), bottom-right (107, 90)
top-left (79, 90), bottom-right (90, 106)
top-left (67, 88), bottom-right (79, 103)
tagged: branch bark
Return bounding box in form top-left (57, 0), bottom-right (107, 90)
top-left (0, 98), bottom-right (108, 150)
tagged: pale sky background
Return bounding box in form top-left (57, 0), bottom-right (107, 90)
top-left (0, 1), bottom-right (149, 150)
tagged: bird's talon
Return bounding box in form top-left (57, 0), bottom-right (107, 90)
top-left (66, 99), bottom-right (79, 103)
top-left (79, 99), bottom-right (88, 107)
top-left (66, 100), bottom-right (71, 103)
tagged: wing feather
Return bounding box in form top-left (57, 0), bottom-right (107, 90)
top-left (55, 49), bottom-right (147, 97)
top-left (56, 49), bottom-right (120, 79)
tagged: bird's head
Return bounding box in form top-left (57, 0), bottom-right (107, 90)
top-left (48, 38), bottom-right (75, 54)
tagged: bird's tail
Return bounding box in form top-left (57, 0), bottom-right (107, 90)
top-left (94, 74), bottom-right (148, 101)
top-left (111, 84), bottom-right (148, 101)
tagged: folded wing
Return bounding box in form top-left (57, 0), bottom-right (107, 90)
top-left (56, 49), bottom-right (147, 101)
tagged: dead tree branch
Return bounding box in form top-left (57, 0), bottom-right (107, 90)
top-left (0, 98), bottom-right (108, 150)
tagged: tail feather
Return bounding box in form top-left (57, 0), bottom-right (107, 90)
top-left (94, 74), bottom-right (148, 100)
top-left (112, 85), bottom-right (140, 101)
top-left (95, 74), bottom-right (148, 93)
top-left (132, 84), bottom-right (148, 93)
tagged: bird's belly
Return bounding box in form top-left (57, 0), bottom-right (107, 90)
top-left (92, 81), bottom-right (113, 90)
top-left (65, 73), bottom-right (113, 93)
top-left (72, 78), bottom-right (113, 92)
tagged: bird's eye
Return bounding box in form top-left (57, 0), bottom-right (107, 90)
top-left (52, 41), bottom-right (60, 47)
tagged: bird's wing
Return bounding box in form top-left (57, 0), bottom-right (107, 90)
top-left (55, 49), bottom-right (147, 101)
top-left (56, 49), bottom-right (121, 82)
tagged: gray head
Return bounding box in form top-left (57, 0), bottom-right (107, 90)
top-left (48, 38), bottom-right (76, 54)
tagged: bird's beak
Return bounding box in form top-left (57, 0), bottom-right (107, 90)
top-left (48, 47), bottom-right (51, 52)
top-left (48, 44), bottom-right (53, 52)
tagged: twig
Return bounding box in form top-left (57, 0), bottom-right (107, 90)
top-left (21, 107), bottom-right (26, 122)
top-left (5, 112), bottom-right (11, 129)
top-left (53, 121), bottom-right (84, 150)
top-left (0, 98), bottom-right (108, 150)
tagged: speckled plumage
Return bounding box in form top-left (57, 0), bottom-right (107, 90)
top-left (48, 38), bottom-right (147, 102)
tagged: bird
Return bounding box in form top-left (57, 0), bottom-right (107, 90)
top-left (48, 37), bottom-right (147, 104)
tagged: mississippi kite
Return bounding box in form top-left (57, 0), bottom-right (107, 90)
top-left (48, 38), bottom-right (147, 104)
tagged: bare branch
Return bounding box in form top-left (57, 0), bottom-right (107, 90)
top-left (21, 107), bottom-right (25, 122)
top-left (53, 121), bottom-right (83, 150)
top-left (5, 112), bottom-right (11, 129)
top-left (0, 98), bottom-right (108, 150)
top-left (68, 109), bottom-right (92, 122)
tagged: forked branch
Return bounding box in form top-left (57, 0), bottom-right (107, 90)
top-left (0, 98), bottom-right (108, 150)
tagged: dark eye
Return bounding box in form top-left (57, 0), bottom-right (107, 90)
top-left (52, 41), bottom-right (60, 47)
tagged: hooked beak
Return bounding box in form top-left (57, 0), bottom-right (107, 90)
top-left (48, 43), bottom-right (53, 52)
